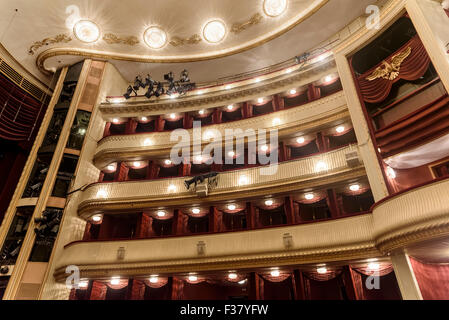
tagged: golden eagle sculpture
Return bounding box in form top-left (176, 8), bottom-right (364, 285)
top-left (366, 47), bottom-right (412, 81)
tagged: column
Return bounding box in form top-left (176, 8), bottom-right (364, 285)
top-left (390, 251), bottom-right (423, 300)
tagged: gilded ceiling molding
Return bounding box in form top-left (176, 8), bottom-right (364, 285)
top-left (28, 34), bottom-right (72, 55)
top-left (35, 0), bottom-right (330, 75)
top-left (103, 33), bottom-right (139, 46)
top-left (169, 34), bottom-right (202, 47)
top-left (231, 13), bottom-right (264, 34)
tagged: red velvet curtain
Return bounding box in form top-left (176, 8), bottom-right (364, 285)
top-left (356, 35), bottom-right (431, 104)
top-left (409, 257), bottom-right (449, 300)
top-left (0, 75), bottom-right (46, 141)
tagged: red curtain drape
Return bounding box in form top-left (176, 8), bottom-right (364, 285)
top-left (0, 75), bottom-right (46, 141)
top-left (409, 257), bottom-right (449, 300)
top-left (356, 35), bottom-right (431, 104)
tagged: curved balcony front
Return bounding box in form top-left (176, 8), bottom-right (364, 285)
top-left (94, 92), bottom-right (348, 168)
top-left (79, 145), bottom-right (363, 218)
top-left (373, 177), bottom-right (449, 252)
top-left (54, 213), bottom-right (376, 281)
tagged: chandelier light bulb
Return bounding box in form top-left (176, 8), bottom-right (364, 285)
top-left (144, 26), bottom-right (167, 49)
top-left (73, 20), bottom-right (100, 43)
top-left (203, 20), bottom-right (226, 43)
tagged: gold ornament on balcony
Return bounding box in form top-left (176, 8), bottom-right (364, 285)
top-left (366, 47), bottom-right (412, 81)
top-left (169, 34), bottom-right (202, 47)
top-left (231, 13), bottom-right (263, 34)
top-left (103, 33), bottom-right (139, 46)
top-left (28, 34), bottom-right (72, 55)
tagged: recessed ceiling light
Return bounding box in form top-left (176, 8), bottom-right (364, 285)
top-left (169, 113), bottom-right (176, 119)
top-left (264, 199), bottom-right (274, 206)
top-left (203, 20), bottom-right (226, 43)
top-left (192, 208), bottom-right (200, 214)
top-left (317, 267), bottom-right (327, 274)
top-left (164, 159), bottom-right (172, 165)
top-left (133, 161), bottom-right (141, 167)
top-left (140, 116), bottom-right (148, 121)
top-left (336, 126), bottom-right (345, 133)
top-left (296, 137), bottom-right (305, 144)
top-left (157, 211), bottom-right (166, 217)
top-left (107, 164), bottom-right (115, 171)
top-left (149, 276), bottom-right (159, 283)
top-left (92, 215), bottom-right (102, 222)
top-left (290, 89), bottom-right (297, 95)
top-left (325, 75), bottom-right (333, 82)
top-left (368, 262), bottom-right (380, 271)
top-left (227, 204), bottom-right (236, 211)
top-left (188, 275), bottom-right (198, 282)
top-left (305, 193), bottom-right (314, 200)
top-left (110, 277), bottom-right (120, 285)
top-left (270, 270), bottom-right (280, 277)
top-left (73, 20), bottom-right (100, 43)
top-left (112, 118), bottom-right (119, 124)
top-left (263, 0), bottom-right (288, 17)
top-left (228, 273), bottom-right (238, 280)
top-left (257, 98), bottom-right (264, 104)
top-left (227, 104), bottom-right (234, 110)
top-left (198, 109), bottom-right (205, 115)
top-left (143, 26), bottom-right (167, 49)
top-left (350, 184), bottom-right (360, 192)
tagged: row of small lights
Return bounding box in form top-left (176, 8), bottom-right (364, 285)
top-left (93, 182), bottom-right (362, 221)
top-left (79, 260), bottom-right (381, 288)
top-left (73, 0), bottom-right (287, 48)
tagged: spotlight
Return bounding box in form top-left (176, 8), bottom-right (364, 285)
top-left (133, 76), bottom-right (145, 91)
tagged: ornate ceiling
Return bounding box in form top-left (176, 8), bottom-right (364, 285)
top-left (0, 0), bottom-right (377, 84)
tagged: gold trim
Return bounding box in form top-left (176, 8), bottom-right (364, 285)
top-left (28, 34), bottom-right (72, 55)
top-left (169, 34), bottom-right (202, 47)
top-left (35, 0), bottom-right (330, 75)
top-left (103, 34), bottom-right (139, 46)
top-left (231, 13), bottom-right (264, 34)
top-left (366, 47), bottom-right (412, 81)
